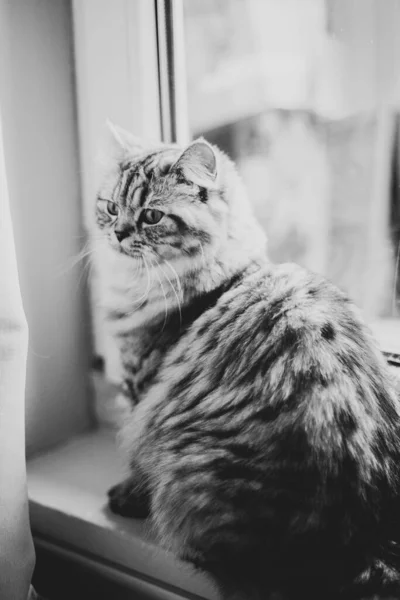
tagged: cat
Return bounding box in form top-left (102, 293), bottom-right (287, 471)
top-left (94, 122), bottom-right (400, 600)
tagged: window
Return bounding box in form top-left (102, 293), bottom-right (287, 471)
top-left (21, 2), bottom-right (214, 598)
top-left (183, 0), bottom-right (400, 359)
top-left (1, 0), bottom-right (396, 598)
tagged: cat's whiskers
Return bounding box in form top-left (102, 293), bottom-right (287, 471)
top-left (130, 253), bottom-right (152, 310)
top-left (156, 259), bottom-right (182, 327)
top-left (78, 253), bottom-right (96, 288)
top-left (150, 255), bottom-right (169, 332)
top-left (164, 259), bottom-right (183, 300)
top-left (57, 241), bottom-right (98, 277)
top-left (115, 254), bottom-right (152, 313)
top-left (129, 255), bottom-right (145, 283)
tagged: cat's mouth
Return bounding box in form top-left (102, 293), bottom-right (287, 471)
top-left (110, 240), bottom-right (144, 261)
top-left (123, 248), bottom-right (144, 260)
top-left (127, 243), bottom-right (145, 258)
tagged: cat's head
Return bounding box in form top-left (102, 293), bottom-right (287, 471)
top-left (95, 122), bottom-right (266, 275)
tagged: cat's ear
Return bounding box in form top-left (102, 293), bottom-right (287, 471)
top-left (171, 139), bottom-right (217, 188)
top-left (103, 120), bottom-right (144, 161)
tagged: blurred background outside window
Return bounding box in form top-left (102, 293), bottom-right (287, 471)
top-left (184, 0), bottom-right (400, 351)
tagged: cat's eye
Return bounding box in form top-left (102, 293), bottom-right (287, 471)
top-left (106, 201), bottom-right (119, 217)
top-left (142, 209), bottom-right (164, 225)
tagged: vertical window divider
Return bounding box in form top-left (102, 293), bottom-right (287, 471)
top-left (155, 0), bottom-right (190, 145)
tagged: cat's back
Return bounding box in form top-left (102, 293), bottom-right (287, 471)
top-left (160, 261), bottom-right (388, 402)
top-left (131, 262), bottom-right (400, 598)
top-left (141, 261), bottom-right (398, 451)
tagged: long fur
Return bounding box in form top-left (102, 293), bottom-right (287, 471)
top-left (94, 126), bottom-right (400, 600)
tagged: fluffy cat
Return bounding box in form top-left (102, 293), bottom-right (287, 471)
top-left (94, 123), bottom-right (400, 600)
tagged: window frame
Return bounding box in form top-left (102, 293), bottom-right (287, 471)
top-left (72, 0), bottom-right (162, 385)
top-left (27, 2), bottom-right (215, 598)
top-left (155, 0), bottom-right (190, 145)
top-left (27, 0), bottom-right (400, 597)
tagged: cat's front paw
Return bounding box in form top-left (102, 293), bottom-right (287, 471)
top-left (107, 479), bottom-right (150, 518)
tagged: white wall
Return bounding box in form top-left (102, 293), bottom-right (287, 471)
top-left (0, 0), bottom-right (93, 454)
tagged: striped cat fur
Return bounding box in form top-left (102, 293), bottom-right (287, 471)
top-left (93, 123), bottom-right (400, 600)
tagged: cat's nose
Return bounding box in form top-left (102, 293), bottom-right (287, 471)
top-left (115, 229), bottom-right (130, 243)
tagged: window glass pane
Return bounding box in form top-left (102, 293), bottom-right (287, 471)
top-left (183, 0), bottom-right (400, 344)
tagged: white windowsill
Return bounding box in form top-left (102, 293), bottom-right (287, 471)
top-left (370, 319), bottom-right (400, 357)
top-left (27, 429), bottom-right (217, 600)
top-left (27, 338), bottom-right (399, 599)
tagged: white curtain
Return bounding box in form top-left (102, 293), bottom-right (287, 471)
top-left (0, 98), bottom-right (36, 599)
